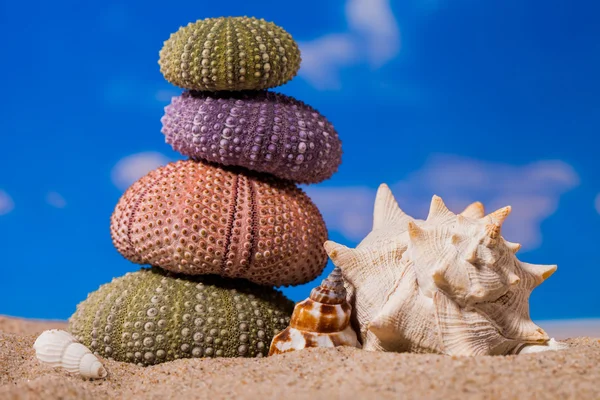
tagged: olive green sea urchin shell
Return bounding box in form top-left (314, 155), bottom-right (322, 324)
top-left (69, 268), bottom-right (294, 365)
top-left (159, 17), bottom-right (301, 91)
top-left (110, 160), bottom-right (328, 287)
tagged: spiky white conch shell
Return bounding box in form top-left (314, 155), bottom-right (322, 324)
top-left (33, 330), bottom-right (107, 379)
top-left (325, 184), bottom-right (567, 356)
top-left (268, 267), bottom-right (361, 355)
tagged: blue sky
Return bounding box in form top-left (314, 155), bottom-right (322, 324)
top-left (0, 0), bottom-right (599, 321)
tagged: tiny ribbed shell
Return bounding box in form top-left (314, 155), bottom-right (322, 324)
top-left (161, 91), bottom-right (342, 184)
top-left (309, 267), bottom-right (346, 305)
top-left (268, 268), bottom-right (360, 355)
top-left (69, 267), bottom-right (294, 366)
top-left (33, 330), bottom-right (107, 379)
top-left (159, 17), bottom-right (301, 91)
top-left (34, 329), bottom-right (76, 367)
top-left (110, 159), bottom-right (328, 286)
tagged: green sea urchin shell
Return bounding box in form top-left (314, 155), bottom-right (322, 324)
top-left (68, 268), bottom-right (294, 366)
top-left (159, 17), bottom-right (301, 91)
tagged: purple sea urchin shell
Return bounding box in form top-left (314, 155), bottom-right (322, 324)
top-left (161, 91), bottom-right (342, 184)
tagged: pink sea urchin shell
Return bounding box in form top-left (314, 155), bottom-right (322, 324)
top-left (110, 160), bottom-right (329, 286)
top-left (161, 91), bottom-right (342, 184)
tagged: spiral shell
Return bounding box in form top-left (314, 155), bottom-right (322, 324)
top-left (69, 267), bottom-right (294, 365)
top-left (110, 159), bottom-right (328, 286)
top-left (33, 330), bottom-right (107, 379)
top-left (268, 267), bottom-right (360, 355)
top-left (161, 91), bottom-right (342, 184)
top-left (159, 16), bottom-right (301, 91)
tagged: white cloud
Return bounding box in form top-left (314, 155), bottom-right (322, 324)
top-left (299, 0), bottom-right (400, 90)
top-left (0, 190), bottom-right (15, 216)
top-left (306, 154), bottom-right (579, 249)
top-left (345, 0), bottom-right (400, 67)
top-left (305, 186), bottom-right (375, 239)
top-left (46, 192), bottom-right (67, 208)
top-left (111, 152), bottom-right (172, 191)
top-left (298, 34), bottom-right (358, 90)
top-left (595, 193), bottom-right (600, 215)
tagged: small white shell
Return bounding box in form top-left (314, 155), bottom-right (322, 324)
top-left (33, 329), bottom-right (107, 379)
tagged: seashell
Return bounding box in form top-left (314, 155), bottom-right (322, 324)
top-left (159, 16), bottom-right (301, 91)
top-left (513, 338), bottom-right (569, 354)
top-left (69, 267), bottom-right (294, 366)
top-left (110, 159), bottom-right (328, 287)
top-left (268, 267), bottom-right (360, 355)
top-left (325, 184), bottom-right (561, 356)
top-left (33, 329), bottom-right (107, 379)
top-left (161, 91), bottom-right (342, 184)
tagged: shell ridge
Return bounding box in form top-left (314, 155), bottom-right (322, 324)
top-left (246, 178), bottom-right (258, 274)
top-left (125, 174), bottom-right (163, 260)
top-left (222, 173), bottom-right (239, 276)
top-left (433, 291), bottom-right (497, 356)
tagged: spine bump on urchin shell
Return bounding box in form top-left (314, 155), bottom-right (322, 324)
top-left (110, 159), bottom-right (329, 287)
top-left (68, 267), bottom-right (294, 366)
top-left (161, 91), bottom-right (342, 184)
top-left (159, 16), bottom-right (301, 91)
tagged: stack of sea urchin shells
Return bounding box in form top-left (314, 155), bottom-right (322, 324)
top-left (68, 16), bottom-right (342, 366)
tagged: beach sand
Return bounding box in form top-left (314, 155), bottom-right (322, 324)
top-left (1, 316), bottom-right (599, 400)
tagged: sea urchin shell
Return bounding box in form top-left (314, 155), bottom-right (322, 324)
top-left (161, 91), bottom-right (342, 184)
top-left (69, 267), bottom-right (294, 365)
top-left (159, 17), bottom-right (301, 91)
top-left (110, 160), bottom-right (328, 286)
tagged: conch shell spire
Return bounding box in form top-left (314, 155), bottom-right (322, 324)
top-left (268, 267), bottom-right (360, 355)
top-left (407, 221), bottom-right (425, 241)
top-left (485, 223), bottom-right (502, 239)
top-left (505, 240), bottom-right (522, 253)
top-left (460, 201), bottom-right (485, 219)
top-left (427, 195), bottom-right (454, 222)
top-left (324, 241), bottom-right (358, 269)
top-left (521, 262), bottom-right (557, 284)
top-left (309, 266), bottom-right (346, 304)
top-left (373, 184), bottom-right (410, 229)
top-left (484, 206), bottom-right (512, 225)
